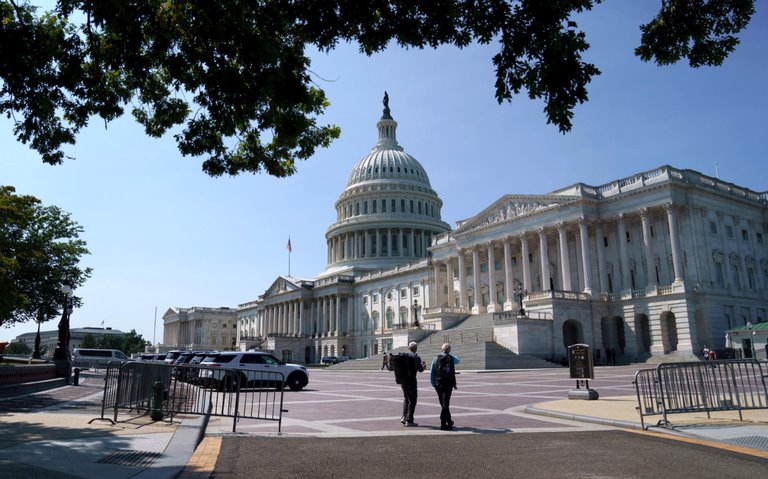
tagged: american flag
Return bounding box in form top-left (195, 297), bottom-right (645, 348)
top-left (287, 237), bottom-right (292, 253)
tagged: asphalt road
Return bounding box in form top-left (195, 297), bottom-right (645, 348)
top-left (213, 430), bottom-right (767, 479)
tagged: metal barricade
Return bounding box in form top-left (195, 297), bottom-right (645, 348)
top-left (92, 362), bottom-right (286, 433)
top-left (633, 360), bottom-right (768, 429)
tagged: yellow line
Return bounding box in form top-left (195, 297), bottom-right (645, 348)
top-left (177, 436), bottom-right (223, 479)
top-left (624, 428), bottom-right (768, 459)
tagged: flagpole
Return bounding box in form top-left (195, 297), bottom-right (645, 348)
top-left (288, 236), bottom-right (292, 276)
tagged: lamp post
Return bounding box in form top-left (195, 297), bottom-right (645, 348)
top-left (746, 321), bottom-right (757, 359)
top-left (411, 300), bottom-right (421, 328)
top-left (31, 317), bottom-right (42, 360)
top-left (52, 284), bottom-right (74, 383)
top-left (514, 285), bottom-right (528, 316)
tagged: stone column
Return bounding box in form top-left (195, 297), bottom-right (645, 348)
top-left (457, 250), bottom-right (467, 309)
top-left (298, 300), bottom-right (304, 336)
top-left (538, 228), bottom-right (551, 291)
top-left (617, 214), bottom-right (631, 290)
top-left (433, 260), bottom-right (442, 306)
top-left (666, 203), bottom-right (685, 283)
top-left (595, 221), bottom-right (608, 293)
top-left (410, 229), bottom-right (416, 257)
top-left (503, 237), bottom-right (514, 310)
top-left (472, 246), bottom-right (483, 313)
top-left (557, 222), bottom-right (572, 291)
top-left (521, 233), bottom-right (531, 291)
top-left (640, 208), bottom-right (657, 288)
top-left (334, 295), bottom-right (341, 336)
top-left (578, 217), bottom-right (593, 294)
top-left (486, 241), bottom-right (498, 312)
top-left (446, 259), bottom-right (455, 307)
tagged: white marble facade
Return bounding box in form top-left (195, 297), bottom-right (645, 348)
top-left (235, 96), bottom-right (768, 365)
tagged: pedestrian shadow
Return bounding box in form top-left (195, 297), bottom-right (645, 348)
top-left (424, 425), bottom-right (513, 434)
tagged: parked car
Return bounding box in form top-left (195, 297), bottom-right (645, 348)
top-left (73, 348), bottom-right (129, 368)
top-left (198, 351), bottom-right (309, 391)
top-left (321, 356), bottom-right (339, 365)
top-left (338, 356), bottom-right (349, 362)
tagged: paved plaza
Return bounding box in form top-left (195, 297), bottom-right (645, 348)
top-left (0, 365), bottom-right (766, 479)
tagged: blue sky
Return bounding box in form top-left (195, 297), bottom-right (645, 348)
top-left (2, 2), bottom-right (766, 344)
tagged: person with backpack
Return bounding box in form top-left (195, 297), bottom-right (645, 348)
top-left (430, 343), bottom-right (460, 431)
top-left (391, 341), bottom-right (425, 427)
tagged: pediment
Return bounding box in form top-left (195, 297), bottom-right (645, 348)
top-left (455, 195), bottom-right (575, 233)
top-left (263, 276), bottom-right (300, 298)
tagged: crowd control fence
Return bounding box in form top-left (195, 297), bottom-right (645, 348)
top-left (633, 359), bottom-right (767, 429)
top-left (91, 361), bottom-right (287, 433)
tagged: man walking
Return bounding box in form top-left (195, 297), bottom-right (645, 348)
top-left (430, 343), bottom-right (460, 431)
top-left (393, 341), bottom-right (424, 427)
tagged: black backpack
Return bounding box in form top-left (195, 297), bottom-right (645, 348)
top-left (390, 353), bottom-right (415, 384)
top-left (435, 353), bottom-right (456, 389)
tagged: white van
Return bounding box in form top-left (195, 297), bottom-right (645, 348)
top-left (73, 348), bottom-right (128, 367)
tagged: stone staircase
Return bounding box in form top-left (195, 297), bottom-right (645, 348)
top-left (328, 313), bottom-right (563, 371)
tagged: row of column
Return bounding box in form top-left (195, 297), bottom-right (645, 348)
top-left (249, 295), bottom-right (352, 338)
top-left (435, 206), bottom-right (684, 311)
top-left (327, 228), bottom-right (430, 264)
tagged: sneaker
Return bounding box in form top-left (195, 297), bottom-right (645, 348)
top-left (404, 422), bottom-right (418, 427)
top-left (400, 417), bottom-right (406, 424)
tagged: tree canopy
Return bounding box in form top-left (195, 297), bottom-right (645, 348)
top-left (0, 185), bottom-right (91, 329)
top-left (0, 1), bottom-right (755, 177)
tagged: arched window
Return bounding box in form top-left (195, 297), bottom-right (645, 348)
top-left (386, 308), bottom-right (394, 328)
top-left (401, 199), bottom-right (405, 212)
top-left (364, 202), bottom-right (368, 214)
top-left (399, 306), bottom-right (409, 327)
top-left (372, 311), bottom-right (380, 330)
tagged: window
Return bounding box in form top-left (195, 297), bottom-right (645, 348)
top-left (495, 259), bottom-right (502, 270)
top-left (413, 286), bottom-right (420, 296)
top-left (418, 202), bottom-right (422, 214)
top-left (355, 203), bottom-right (360, 215)
top-left (387, 292), bottom-right (392, 300)
top-left (726, 225), bottom-right (734, 238)
top-left (650, 225), bottom-right (655, 237)
top-left (386, 308), bottom-right (394, 328)
top-left (363, 296), bottom-right (368, 304)
top-left (382, 200), bottom-right (386, 212)
top-left (529, 253), bottom-right (533, 263)
top-left (480, 263), bottom-right (487, 273)
top-left (511, 256), bottom-right (517, 266)
top-left (626, 231), bottom-right (631, 243)
top-left (372, 201), bottom-right (377, 213)
top-left (757, 233), bottom-right (764, 244)
top-left (603, 236), bottom-right (609, 247)
top-left (732, 264), bottom-right (740, 289)
top-left (401, 199), bottom-right (405, 212)
top-left (748, 268), bottom-right (756, 290)
top-left (742, 229), bottom-right (749, 241)
top-left (363, 202), bottom-right (368, 214)
top-left (410, 200), bottom-right (414, 213)
top-left (715, 262), bottom-right (725, 287)
top-left (373, 294), bottom-right (379, 303)
top-left (401, 289), bottom-right (407, 298)
top-left (467, 266), bottom-right (473, 275)
top-left (709, 221), bottom-right (717, 234)
top-left (392, 199), bottom-right (396, 211)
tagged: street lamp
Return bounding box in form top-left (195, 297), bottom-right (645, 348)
top-left (514, 285), bottom-right (528, 316)
top-left (52, 283), bottom-right (74, 383)
top-left (411, 300), bottom-right (422, 328)
top-left (746, 321), bottom-right (757, 359)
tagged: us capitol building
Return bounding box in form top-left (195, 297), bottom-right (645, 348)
top-left (164, 94), bottom-right (768, 365)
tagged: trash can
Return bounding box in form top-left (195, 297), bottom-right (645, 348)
top-left (73, 367), bottom-right (83, 386)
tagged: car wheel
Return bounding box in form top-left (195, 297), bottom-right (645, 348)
top-left (287, 373), bottom-right (307, 391)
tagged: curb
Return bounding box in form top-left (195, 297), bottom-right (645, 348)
top-left (524, 405), bottom-right (643, 430)
top-left (0, 377), bottom-right (68, 397)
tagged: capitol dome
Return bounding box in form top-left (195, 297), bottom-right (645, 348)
top-left (324, 93), bottom-right (450, 273)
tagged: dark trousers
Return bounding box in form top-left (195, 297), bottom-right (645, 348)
top-left (400, 380), bottom-right (418, 422)
top-left (435, 385), bottom-right (453, 425)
